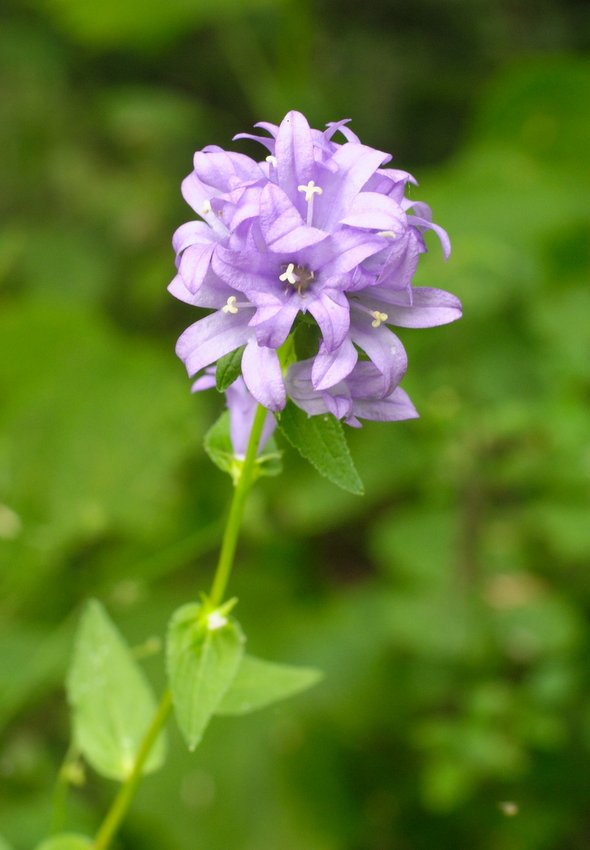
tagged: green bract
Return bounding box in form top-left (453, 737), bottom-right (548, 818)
top-left (166, 601), bottom-right (244, 751)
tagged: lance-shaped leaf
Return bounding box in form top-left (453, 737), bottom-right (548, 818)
top-left (166, 602), bottom-right (244, 751)
top-left (66, 600), bottom-right (166, 782)
top-left (278, 402), bottom-right (364, 494)
top-left (35, 836), bottom-right (92, 850)
top-left (216, 655), bottom-right (323, 716)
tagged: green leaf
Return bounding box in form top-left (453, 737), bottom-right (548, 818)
top-left (215, 346), bottom-right (245, 392)
top-left (166, 602), bottom-right (244, 751)
top-left (204, 410), bottom-right (282, 484)
top-left (216, 655), bottom-right (323, 716)
top-left (277, 402), bottom-right (364, 495)
top-left (66, 600), bottom-right (166, 781)
top-left (34, 834), bottom-right (92, 850)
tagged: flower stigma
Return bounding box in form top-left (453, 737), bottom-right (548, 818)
top-left (279, 263), bottom-right (315, 296)
top-left (371, 310), bottom-right (389, 328)
top-left (222, 296), bottom-right (239, 314)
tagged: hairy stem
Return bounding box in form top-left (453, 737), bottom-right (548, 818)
top-left (209, 404), bottom-right (268, 607)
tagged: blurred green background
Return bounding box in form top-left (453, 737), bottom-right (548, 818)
top-left (1, 0), bottom-right (590, 848)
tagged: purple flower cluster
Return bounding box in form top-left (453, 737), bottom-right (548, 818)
top-left (170, 111), bottom-right (461, 427)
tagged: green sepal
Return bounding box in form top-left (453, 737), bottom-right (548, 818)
top-left (215, 346), bottom-right (245, 392)
top-left (277, 401), bottom-right (364, 495)
top-left (216, 655), bottom-right (323, 716)
top-left (204, 410), bottom-right (282, 484)
top-left (66, 600), bottom-right (166, 782)
top-left (166, 600), bottom-right (245, 751)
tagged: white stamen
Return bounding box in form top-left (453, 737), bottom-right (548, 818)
top-left (279, 263), bottom-right (298, 286)
top-left (377, 230), bottom-right (397, 238)
top-left (371, 310), bottom-right (389, 328)
top-left (265, 155), bottom-right (278, 167)
top-left (200, 200), bottom-right (212, 216)
top-left (207, 611), bottom-right (228, 631)
top-left (297, 180), bottom-right (323, 203)
top-left (222, 295), bottom-right (239, 314)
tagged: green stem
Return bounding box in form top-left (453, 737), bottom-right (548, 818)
top-left (209, 404), bottom-right (268, 607)
top-left (91, 404), bottom-right (268, 850)
top-left (92, 690), bottom-right (172, 850)
top-left (50, 742), bottom-right (78, 834)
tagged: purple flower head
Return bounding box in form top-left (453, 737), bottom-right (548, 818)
top-left (170, 111), bottom-right (461, 422)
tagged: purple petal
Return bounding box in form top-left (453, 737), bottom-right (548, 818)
top-left (212, 246), bottom-right (277, 294)
top-left (314, 143), bottom-right (391, 230)
top-left (373, 229), bottom-right (421, 290)
top-left (361, 287), bottom-right (462, 328)
top-left (259, 183), bottom-right (328, 253)
top-left (193, 150), bottom-right (264, 193)
top-left (275, 111), bottom-right (315, 213)
top-left (178, 242), bottom-right (216, 293)
top-left (322, 391), bottom-right (353, 420)
top-left (232, 132), bottom-right (276, 153)
top-left (181, 172), bottom-right (226, 236)
top-left (225, 378), bottom-right (277, 456)
top-left (339, 192), bottom-right (405, 232)
top-left (306, 289), bottom-right (350, 352)
top-left (241, 339), bottom-right (286, 411)
top-left (352, 386), bottom-right (419, 422)
top-left (253, 121), bottom-right (280, 136)
top-left (176, 309), bottom-right (253, 377)
top-left (172, 221), bottom-right (216, 254)
top-left (409, 215), bottom-right (451, 259)
top-left (168, 273), bottom-right (237, 308)
top-left (311, 336), bottom-right (358, 391)
top-left (181, 171), bottom-right (209, 212)
top-left (324, 119), bottom-right (360, 144)
top-left (191, 369), bottom-right (217, 393)
top-left (313, 230), bottom-right (385, 277)
top-left (343, 361), bottom-right (394, 398)
top-left (222, 184), bottom-right (263, 230)
top-left (285, 361), bottom-right (330, 417)
top-left (249, 294), bottom-right (300, 348)
top-left (350, 311), bottom-right (408, 391)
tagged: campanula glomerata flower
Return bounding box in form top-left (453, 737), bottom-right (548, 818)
top-left (170, 111), bottom-right (461, 421)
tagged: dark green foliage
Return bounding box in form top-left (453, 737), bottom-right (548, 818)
top-left (278, 402), bottom-right (364, 495)
top-left (1, 2), bottom-right (590, 849)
